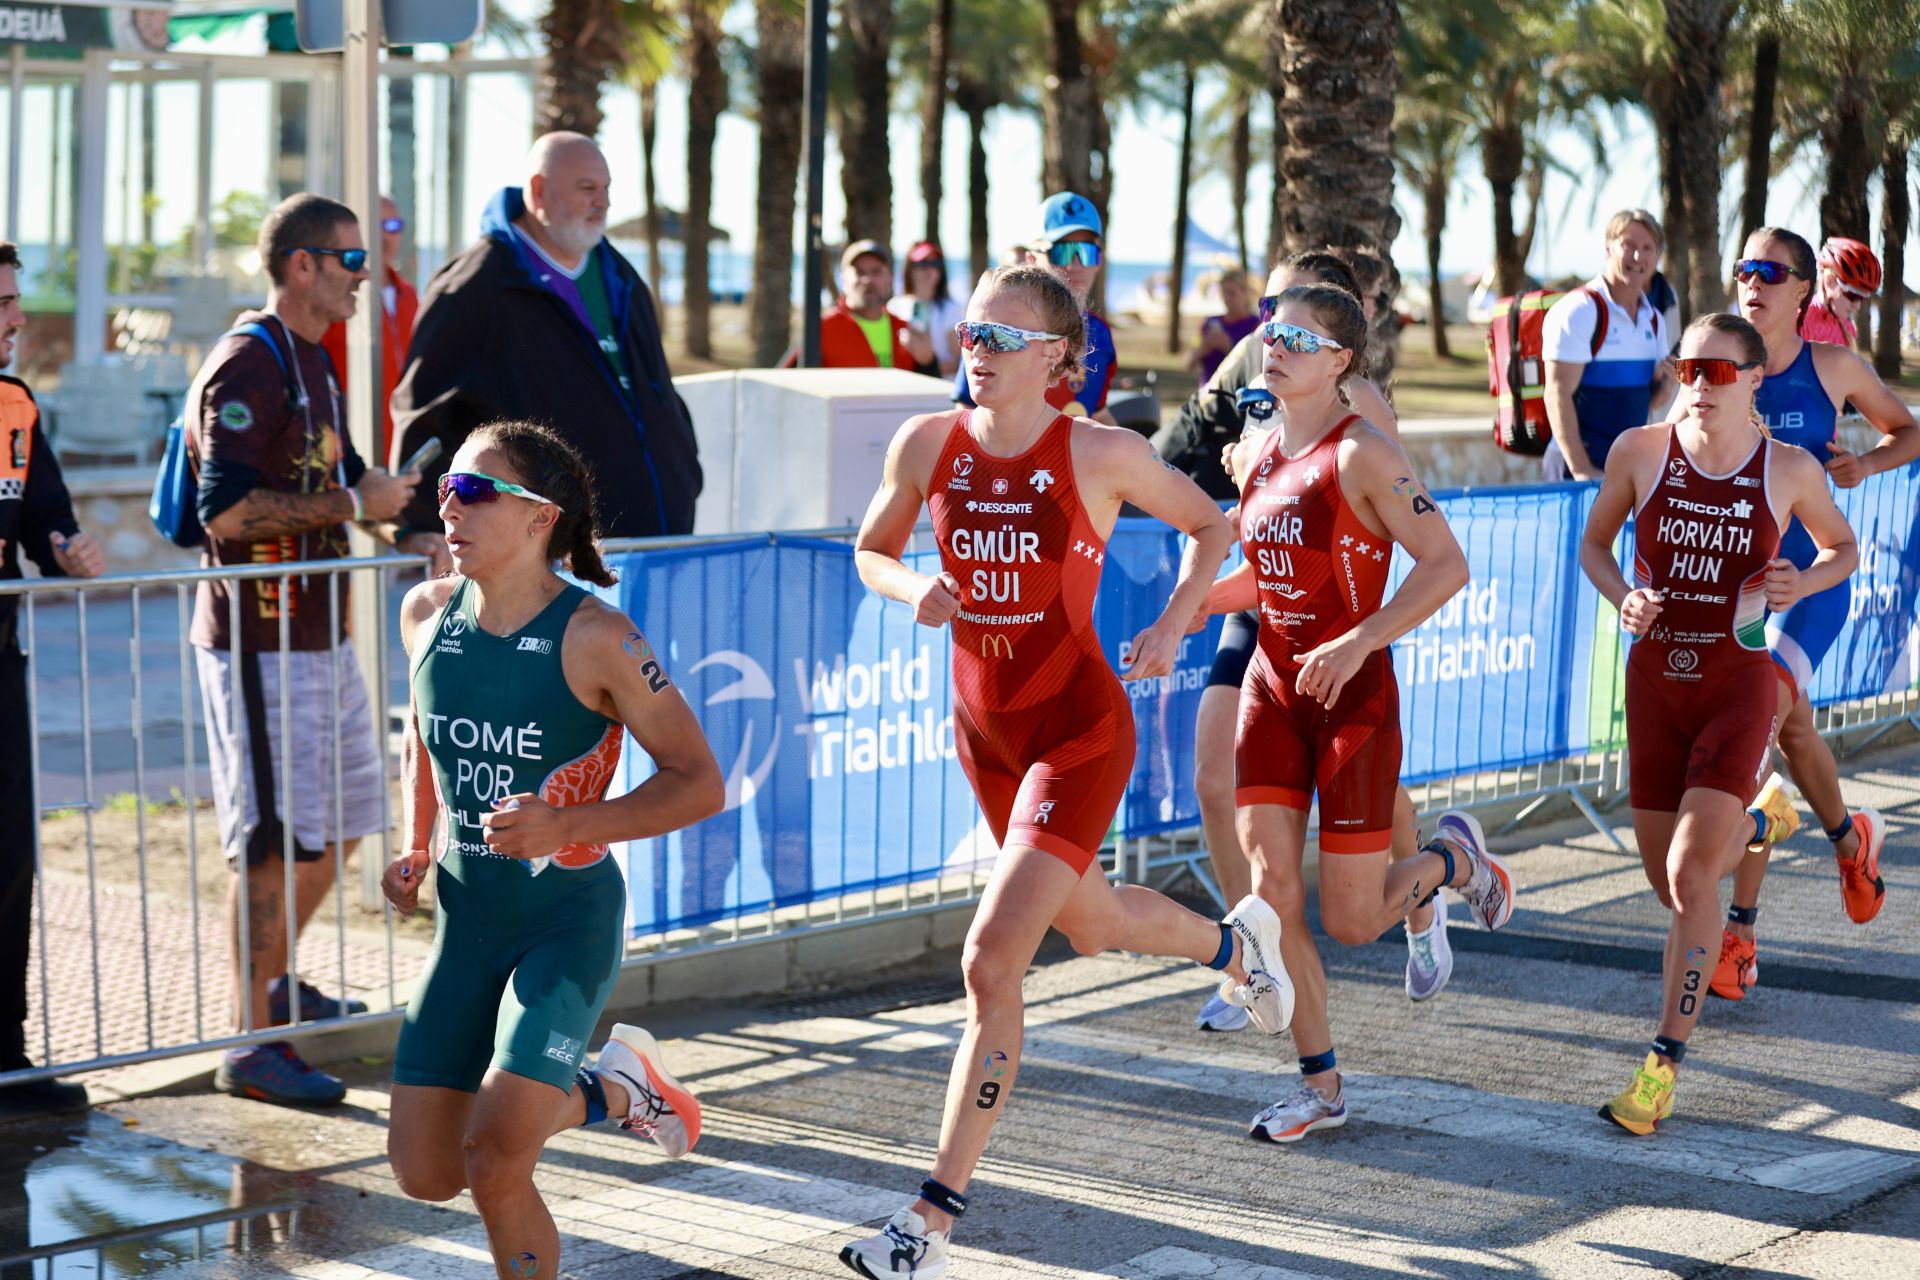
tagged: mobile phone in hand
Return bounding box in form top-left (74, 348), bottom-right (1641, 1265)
top-left (399, 437), bottom-right (444, 474)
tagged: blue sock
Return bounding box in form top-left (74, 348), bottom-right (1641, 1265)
top-left (576, 1068), bottom-right (609, 1126)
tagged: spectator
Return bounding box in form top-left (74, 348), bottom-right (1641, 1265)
top-left (1185, 269), bottom-right (1258, 384)
top-left (0, 240), bottom-right (104, 1113)
top-left (787, 241), bottom-right (935, 371)
top-left (321, 194), bottom-right (417, 465)
top-left (188, 193), bottom-right (430, 1106)
top-left (390, 132), bottom-right (701, 538)
top-left (889, 241), bottom-right (964, 377)
top-left (952, 192), bottom-right (1120, 423)
top-left (1541, 209), bottom-right (1675, 481)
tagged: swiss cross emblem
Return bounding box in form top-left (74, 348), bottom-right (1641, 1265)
top-left (992, 478), bottom-right (1009, 495)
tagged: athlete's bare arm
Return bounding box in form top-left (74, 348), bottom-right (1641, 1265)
top-left (480, 601), bottom-right (724, 859)
top-left (1082, 424), bottom-right (1234, 679)
top-left (1810, 342), bottom-right (1920, 486)
top-left (1579, 426), bottom-right (1663, 633)
top-left (385, 577), bottom-right (461, 914)
top-left (856, 411), bottom-right (967, 626)
top-left (1763, 443), bottom-right (1860, 610)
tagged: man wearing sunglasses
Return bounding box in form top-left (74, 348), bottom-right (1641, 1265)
top-left (322, 195), bottom-right (417, 465)
top-left (1541, 209), bottom-right (1676, 482)
top-left (950, 192), bottom-right (1119, 424)
top-left (186, 193), bottom-right (434, 1107)
top-left (391, 132), bottom-right (701, 540)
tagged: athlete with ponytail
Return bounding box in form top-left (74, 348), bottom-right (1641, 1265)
top-left (1802, 236), bottom-right (1881, 348)
top-left (383, 420), bottom-right (725, 1279)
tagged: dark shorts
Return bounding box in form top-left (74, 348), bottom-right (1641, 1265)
top-left (954, 665), bottom-right (1135, 877)
top-left (1206, 609), bottom-right (1260, 689)
top-left (1626, 652), bottom-right (1778, 811)
top-left (1235, 645), bottom-right (1401, 854)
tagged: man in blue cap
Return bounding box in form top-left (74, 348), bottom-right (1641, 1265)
top-left (951, 191), bottom-right (1119, 422)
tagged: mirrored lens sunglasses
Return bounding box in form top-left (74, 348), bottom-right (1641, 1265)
top-left (953, 321), bottom-right (1064, 354)
top-left (1261, 320), bottom-right (1345, 355)
top-left (437, 470), bottom-right (557, 507)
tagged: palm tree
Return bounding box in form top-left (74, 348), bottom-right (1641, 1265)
top-left (683, 0), bottom-right (728, 359)
top-left (538, 0), bottom-right (627, 137)
top-left (617, 1), bottom-right (681, 316)
top-left (1393, 73), bottom-right (1468, 357)
top-left (1872, 58), bottom-right (1920, 377)
top-left (1788, 0), bottom-right (1920, 245)
top-left (1042, 0), bottom-right (1101, 203)
top-left (919, 0), bottom-right (954, 244)
top-left (839, 0), bottom-right (895, 247)
top-left (751, 0), bottom-right (806, 365)
top-left (1663, 0), bottom-right (1736, 320)
top-left (1734, 0), bottom-right (1785, 243)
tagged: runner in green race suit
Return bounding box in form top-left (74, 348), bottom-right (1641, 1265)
top-left (395, 576), bottom-right (628, 1093)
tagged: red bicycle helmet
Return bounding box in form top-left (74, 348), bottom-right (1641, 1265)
top-left (1818, 237), bottom-right (1882, 296)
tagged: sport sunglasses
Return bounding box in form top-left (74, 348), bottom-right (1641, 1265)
top-left (1733, 258), bottom-right (1807, 286)
top-left (284, 246), bottom-right (369, 272)
top-left (1674, 357), bottom-right (1762, 386)
top-left (1045, 241), bottom-right (1103, 268)
top-left (437, 470), bottom-right (558, 507)
top-left (954, 321), bottom-right (1064, 354)
top-left (1261, 320), bottom-right (1345, 355)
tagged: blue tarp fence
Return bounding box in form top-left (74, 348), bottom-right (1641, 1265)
top-left (601, 467), bottom-right (1920, 937)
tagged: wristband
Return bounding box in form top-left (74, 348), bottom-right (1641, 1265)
top-left (347, 485), bottom-right (366, 522)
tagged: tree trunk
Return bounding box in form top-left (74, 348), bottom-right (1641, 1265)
top-left (1659, 101), bottom-right (1692, 319)
top-left (1271, 0), bottom-right (1402, 256)
top-left (1168, 63), bottom-right (1196, 355)
top-left (958, 91), bottom-right (991, 287)
top-left (1820, 77), bottom-right (1875, 244)
top-left (641, 81), bottom-right (664, 301)
top-left (1665, 0), bottom-right (1732, 323)
top-left (1230, 86), bottom-right (1252, 273)
top-left (1483, 124), bottom-right (1526, 296)
top-left (1424, 173), bottom-right (1450, 359)
top-left (1264, 33), bottom-right (1285, 273)
top-left (839, 0), bottom-right (895, 247)
top-left (751, 0), bottom-right (805, 366)
top-left (1517, 161), bottom-right (1545, 269)
top-left (1739, 34), bottom-right (1778, 245)
top-left (684, 1), bottom-right (727, 359)
top-left (1042, 0), bottom-right (1097, 198)
top-left (920, 0), bottom-right (953, 245)
top-left (1874, 135), bottom-right (1909, 380)
top-left (538, 0), bottom-right (623, 138)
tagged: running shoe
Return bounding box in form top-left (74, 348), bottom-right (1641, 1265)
top-left (214, 1042), bottom-right (346, 1106)
top-left (1404, 890), bottom-right (1454, 1002)
top-left (591, 1023), bottom-right (702, 1158)
top-left (1218, 894), bottom-right (1294, 1034)
top-left (1435, 810), bottom-right (1514, 931)
top-left (1747, 772), bottom-right (1800, 852)
top-left (268, 976), bottom-right (369, 1024)
top-left (1195, 990), bottom-right (1250, 1032)
top-left (1249, 1077), bottom-right (1347, 1143)
top-left (840, 1206), bottom-right (949, 1278)
top-left (1599, 1051), bottom-right (1676, 1136)
top-left (1709, 929), bottom-right (1758, 1001)
top-left (1838, 808), bottom-right (1886, 924)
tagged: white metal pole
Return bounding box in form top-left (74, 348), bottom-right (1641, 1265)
top-left (73, 50), bottom-right (108, 363)
top-left (194, 60), bottom-right (213, 267)
top-left (8, 46), bottom-right (24, 242)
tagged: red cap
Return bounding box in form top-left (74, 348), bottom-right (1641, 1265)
top-left (906, 241), bottom-right (943, 265)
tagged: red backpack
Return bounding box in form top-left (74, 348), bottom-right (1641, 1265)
top-left (1487, 286), bottom-right (1608, 455)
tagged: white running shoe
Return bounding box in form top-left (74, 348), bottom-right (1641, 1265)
top-left (592, 1023), bottom-right (702, 1158)
top-left (1435, 810), bottom-right (1515, 931)
top-left (1250, 1077), bottom-right (1348, 1143)
top-left (840, 1206), bottom-right (949, 1278)
top-left (1195, 990), bottom-right (1250, 1032)
top-left (1404, 889), bottom-right (1454, 1002)
top-left (1218, 894), bottom-right (1295, 1034)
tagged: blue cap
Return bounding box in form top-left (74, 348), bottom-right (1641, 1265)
top-left (1036, 192), bottom-right (1103, 244)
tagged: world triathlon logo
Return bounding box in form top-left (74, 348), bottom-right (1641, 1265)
top-left (953, 453), bottom-right (974, 478)
top-left (442, 613), bottom-right (466, 638)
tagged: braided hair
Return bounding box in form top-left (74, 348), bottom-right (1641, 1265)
top-left (467, 419), bottom-right (618, 587)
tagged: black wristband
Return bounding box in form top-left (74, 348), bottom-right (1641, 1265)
top-left (919, 1177), bottom-right (968, 1217)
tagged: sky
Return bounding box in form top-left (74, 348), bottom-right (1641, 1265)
top-left (36, 10), bottom-right (1888, 300)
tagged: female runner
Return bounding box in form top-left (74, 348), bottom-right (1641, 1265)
top-left (382, 420), bottom-right (724, 1277)
top-left (1587, 313), bottom-right (1857, 1132)
top-left (838, 266), bottom-right (1258, 1277)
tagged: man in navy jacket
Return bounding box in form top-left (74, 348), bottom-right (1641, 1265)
top-left (391, 133), bottom-right (701, 538)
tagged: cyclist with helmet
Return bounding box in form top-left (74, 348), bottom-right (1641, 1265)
top-left (1803, 237), bottom-right (1881, 348)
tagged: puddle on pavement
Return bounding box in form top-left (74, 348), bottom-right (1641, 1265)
top-left (0, 1111), bottom-right (319, 1277)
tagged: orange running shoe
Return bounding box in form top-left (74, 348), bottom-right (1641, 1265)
top-left (1708, 929), bottom-right (1757, 1000)
top-left (1838, 808), bottom-right (1886, 924)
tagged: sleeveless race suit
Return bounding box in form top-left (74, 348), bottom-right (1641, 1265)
top-left (394, 580), bottom-right (629, 1093)
top-left (926, 412), bottom-right (1132, 874)
top-left (1755, 339), bottom-right (1845, 700)
top-left (1626, 427), bottom-right (1784, 811)
top-left (1233, 415), bottom-right (1398, 853)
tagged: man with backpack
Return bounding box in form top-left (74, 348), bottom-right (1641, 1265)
top-left (186, 193), bottom-right (428, 1106)
top-left (0, 240), bottom-right (105, 1113)
top-left (1540, 209), bottom-right (1675, 480)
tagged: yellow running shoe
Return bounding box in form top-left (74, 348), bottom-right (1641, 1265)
top-left (1599, 1052), bottom-right (1676, 1136)
top-left (1747, 772), bottom-right (1800, 852)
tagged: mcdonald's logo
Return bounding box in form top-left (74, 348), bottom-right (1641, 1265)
top-left (980, 633), bottom-right (1014, 660)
